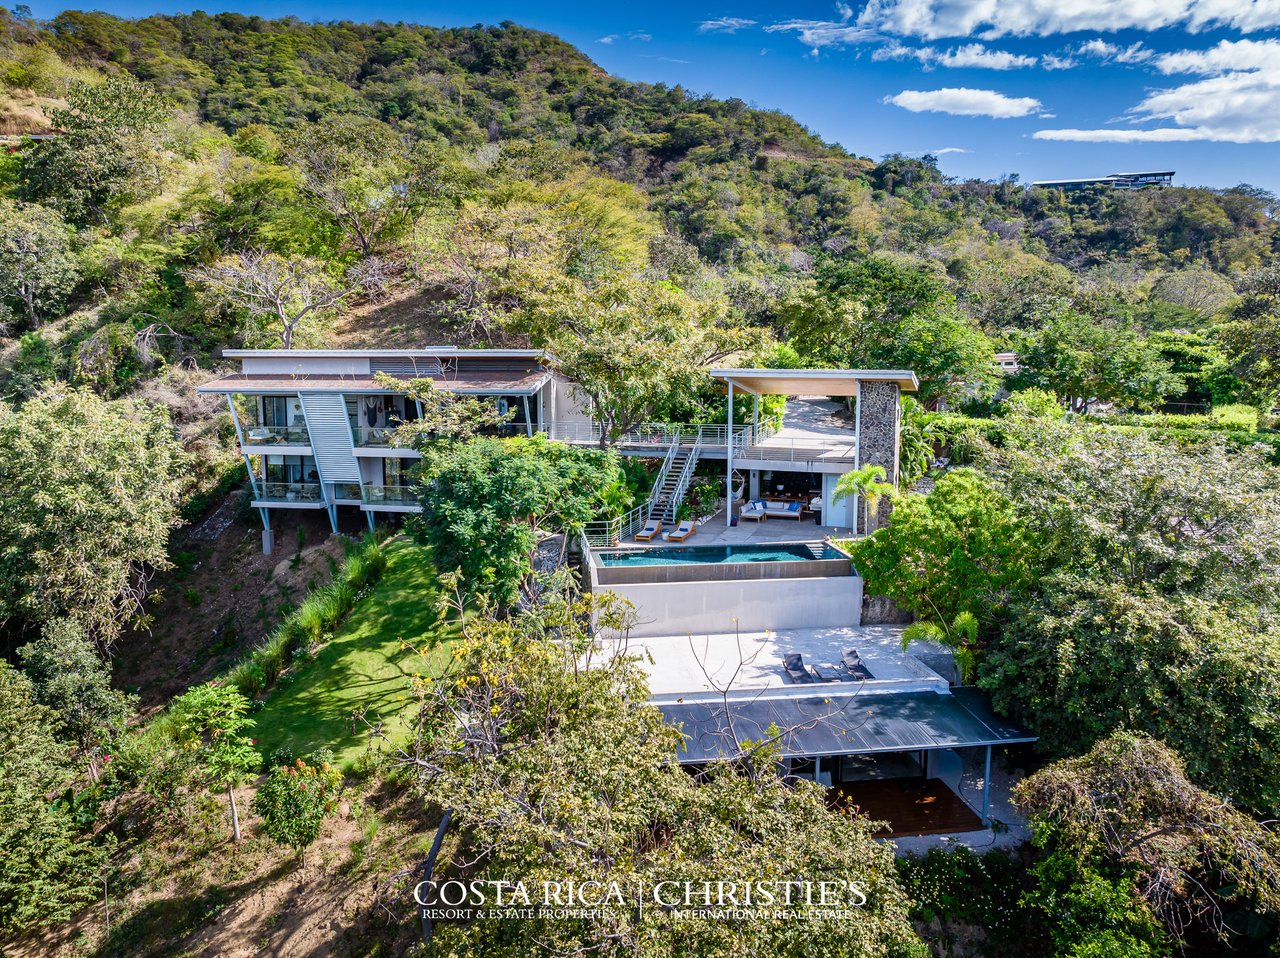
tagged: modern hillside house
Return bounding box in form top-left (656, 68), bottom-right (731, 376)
top-left (199, 349), bottom-right (918, 552)
top-left (1031, 170), bottom-right (1175, 190)
top-left (199, 348), bottom-right (562, 553)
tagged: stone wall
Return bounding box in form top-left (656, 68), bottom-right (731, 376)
top-left (856, 379), bottom-right (901, 532)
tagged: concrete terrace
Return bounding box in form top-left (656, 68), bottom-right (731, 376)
top-left (599, 625), bottom-right (950, 703)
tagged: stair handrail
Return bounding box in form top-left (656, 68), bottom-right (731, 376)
top-left (645, 429), bottom-right (683, 520)
top-left (666, 431), bottom-right (703, 521)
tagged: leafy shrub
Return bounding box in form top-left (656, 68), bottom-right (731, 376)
top-left (224, 534), bottom-right (386, 701)
top-left (251, 752), bottom-right (343, 859)
top-left (898, 847), bottom-right (1045, 957)
top-left (1210, 403), bottom-right (1260, 430)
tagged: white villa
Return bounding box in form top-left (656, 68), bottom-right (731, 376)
top-left (198, 349), bottom-right (917, 552)
top-left (201, 348), bottom-right (1035, 837)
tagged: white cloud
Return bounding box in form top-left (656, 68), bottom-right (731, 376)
top-left (1074, 38), bottom-right (1153, 63)
top-left (932, 147), bottom-right (971, 153)
top-left (885, 87), bottom-right (1045, 118)
top-left (698, 17), bottom-right (757, 33)
top-left (598, 30), bottom-right (651, 44)
top-left (765, 19), bottom-right (872, 50)
top-left (1035, 38), bottom-right (1280, 143)
top-left (873, 41), bottom-right (1037, 69)
top-left (938, 43), bottom-right (1037, 69)
top-left (1041, 53), bottom-right (1077, 70)
top-left (1154, 37), bottom-right (1277, 74)
top-left (837, 0), bottom-right (1280, 41)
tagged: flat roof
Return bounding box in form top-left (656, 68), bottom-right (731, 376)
top-left (221, 348), bottom-right (546, 359)
top-left (607, 625), bottom-right (947, 701)
top-left (709, 368), bottom-right (918, 395)
top-left (660, 688), bottom-right (1037, 763)
top-left (197, 370), bottom-right (551, 396)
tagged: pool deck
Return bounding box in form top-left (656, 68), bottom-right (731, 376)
top-left (619, 517), bottom-right (855, 548)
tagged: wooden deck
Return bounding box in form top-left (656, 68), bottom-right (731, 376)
top-left (829, 778), bottom-right (983, 837)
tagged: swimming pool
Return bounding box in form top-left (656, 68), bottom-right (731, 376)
top-left (597, 542), bottom-right (845, 567)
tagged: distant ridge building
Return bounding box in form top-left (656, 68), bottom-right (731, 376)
top-left (1032, 170), bottom-right (1175, 191)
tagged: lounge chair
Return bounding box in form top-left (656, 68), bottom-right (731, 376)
top-left (663, 520), bottom-right (696, 542)
top-left (783, 652), bottom-right (815, 684)
top-left (740, 500), bottom-right (768, 521)
top-left (841, 648), bottom-right (875, 681)
top-left (634, 519), bottom-right (662, 541)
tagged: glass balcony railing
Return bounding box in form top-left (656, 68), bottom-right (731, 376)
top-left (253, 482), bottom-right (323, 503)
top-left (348, 425), bottom-right (396, 448)
top-left (362, 485), bottom-right (420, 506)
top-left (332, 482), bottom-right (363, 501)
top-left (241, 424), bottom-right (310, 446)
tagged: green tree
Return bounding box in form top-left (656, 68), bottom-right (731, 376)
top-left (251, 754), bottom-right (343, 861)
top-left (0, 386), bottom-right (183, 644)
top-left (20, 74), bottom-right (170, 224)
top-left (284, 116), bottom-right (451, 257)
top-left (413, 435), bottom-right (619, 607)
top-left (984, 575), bottom-right (1280, 813)
top-left (171, 682), bottom-right (260, 842)
top-left (18, 618), bottom-right (135, 777)
top-left (843, 469), bottom-right (1036, 635)
top-left (897, 396), bottom-right (939, 485)
top-left (989, 423), bottom-right (1280, 607)
top-left (781, 257), bottom-right (996, 408)
top-left (0, 199), bottom-right (79, 327)
top-left (1018, 732), bottom-right (1280, 950)
top-left (0, 661), bottom-right (106, 935)
top-left (1011, 312), bottom-right (1182, 412)
top-left (377, 595), bottom-right (927, 958)
top-left (509, 263), bottom-right (742, 447)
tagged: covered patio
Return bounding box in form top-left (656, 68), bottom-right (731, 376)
top-left (708, 368), bottom-right (918, 530)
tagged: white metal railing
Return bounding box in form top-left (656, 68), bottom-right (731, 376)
top-left (582, 503), bottom-right (650, 547)
top-left (665, 432), bottom-right (703, 521)
top-left (645, 432), bottom-right (683, 520)
top-left (549, 420), bottom-right (761, 451)
top-left (548, 421), bottom-right (682, 449)
top-left (735, 435), bottom-right (858, 463)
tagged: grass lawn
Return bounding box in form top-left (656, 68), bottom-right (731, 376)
top-left (252, 536), bottom-right (455, 768)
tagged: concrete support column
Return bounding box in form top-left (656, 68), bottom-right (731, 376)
top-left (854, 379), bottom-right (902, 534)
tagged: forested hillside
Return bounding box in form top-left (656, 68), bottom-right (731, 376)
top-left (4, 8), bottom-right (1280, 958)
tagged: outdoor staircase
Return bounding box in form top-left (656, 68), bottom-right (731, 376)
top-left (646, 431), bottom-right (703, 523)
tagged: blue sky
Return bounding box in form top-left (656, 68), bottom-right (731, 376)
top-left (27, 0), bottom-right (1280, 190)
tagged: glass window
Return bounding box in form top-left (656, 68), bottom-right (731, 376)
top-left (263, 396), bottom-right (289, 427)
top-left (384, 458), bottom-right (404, 487)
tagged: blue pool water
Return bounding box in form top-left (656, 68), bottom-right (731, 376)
top-left (597, 542), bottom-right (845, 567)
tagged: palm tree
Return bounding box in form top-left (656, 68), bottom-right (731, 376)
top-left (832, 464), bottom-right (895, 533)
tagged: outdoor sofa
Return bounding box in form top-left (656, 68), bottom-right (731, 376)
top-left (739, 499), bottom-right (805, 521)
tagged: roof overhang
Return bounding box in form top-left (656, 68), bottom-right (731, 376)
top-left (221, 347), bottom-right (548, 360)
top-left (659, 687), bottom-right (1036, 764)
top-left (197, 371), bottom-right (552, 396)
top-left (709, 368), bottom-right (918, 396)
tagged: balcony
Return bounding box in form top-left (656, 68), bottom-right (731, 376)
top-left (361, 485), bottom-right (421, 510)
top-left (252, 481), bottom-right (323, 504)
top-left (332, 482), bottom-right (363, 502)
top-left (351, 424), bottom-right (402, 448)
top-left (241, 424), bottom-right (310, 447)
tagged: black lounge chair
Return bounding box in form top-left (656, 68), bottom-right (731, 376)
top-left (841, 648), bottom-right (875, 681)
top-left (783, 652), bottom-right (816, 684)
